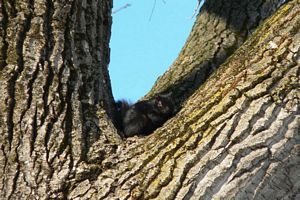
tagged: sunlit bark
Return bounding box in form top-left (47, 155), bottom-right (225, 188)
top-left (0, 0), bottom-right (299, 199)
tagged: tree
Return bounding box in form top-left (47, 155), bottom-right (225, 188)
top-left (0, 0), bottom-right (299, 199)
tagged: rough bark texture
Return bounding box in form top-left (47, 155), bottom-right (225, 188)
top-left (96, 1), bottom-right (300, 199)
top-left (0, 0), bottom-right (299, 199)
top-left (144, 0), bottom-right (287, 107)
top-left (0, 0), bottom-right (120, 199)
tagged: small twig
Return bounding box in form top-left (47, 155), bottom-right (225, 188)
top-left (112, 3), bottom-right (131, 14)
top-left (190, 0), bottom-right (203, 19)
top-left (149, 0), bottom-right (157, 21)
top-left (149, 0), bottom-right (166, 21)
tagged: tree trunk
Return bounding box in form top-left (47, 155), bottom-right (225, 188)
top-left (0, 0), bottom-right (299, 199)
top-left (96, 1), bottom-right (299, 199)
top-left (144, 0), bottom-right (287, 107)
top-left (0, 0), bottom-right (120, 199)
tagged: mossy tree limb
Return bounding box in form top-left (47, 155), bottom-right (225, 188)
top-left (0, 0), bottom-right (299, 199)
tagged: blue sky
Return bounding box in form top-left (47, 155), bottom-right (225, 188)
top-left (110, 0), bottom-right (198, 102)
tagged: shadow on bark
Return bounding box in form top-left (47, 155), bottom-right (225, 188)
top-left (144, 0), bottom-right (287, 112)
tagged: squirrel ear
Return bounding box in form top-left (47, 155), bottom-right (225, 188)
top-left (154, 94), bottom-right (159, 100)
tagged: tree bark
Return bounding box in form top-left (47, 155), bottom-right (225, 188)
top-left (0, 0), bottom-right (299, 199)
top-left (0, 0), bottom-right (119, 199)
top-left (144, 0), bottom-right (287, 107)
top-left (97, 1), bottom-right (300, 199)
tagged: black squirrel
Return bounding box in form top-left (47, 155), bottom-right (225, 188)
top-left (115, 93), bottom-right (175, 137)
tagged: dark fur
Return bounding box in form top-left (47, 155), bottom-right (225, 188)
top-left (115, 93), bottom-right (175, 137)
top-left (115, 100), bottom-right (130, 131)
